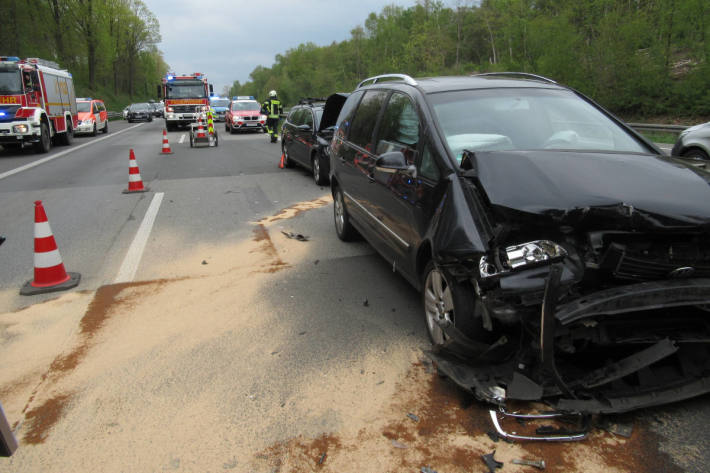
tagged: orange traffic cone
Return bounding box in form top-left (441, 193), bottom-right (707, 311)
top-left (20, 200), bottom-right (80, 295)
top-left (123, 149), bottom-right (148, 193)
top-left (160, 129), bottom-right (173, 154)
top-left (279, 152), bottom-right (285, 169)
top-left (196, 117), bottom-right (206, 139)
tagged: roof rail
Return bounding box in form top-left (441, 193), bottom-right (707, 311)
top-left (473, 72), bottom-right (557, 84)
top-left (357, 74), bottom-right (417, 89)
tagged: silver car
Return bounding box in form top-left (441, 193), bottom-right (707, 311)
top-left (672, 121), bottom-right (710, 161)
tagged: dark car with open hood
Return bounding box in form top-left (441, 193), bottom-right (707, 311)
top-left (281, 94), bottom-right (349, 185)
top-left (327, 72), bottom-right (710, 435)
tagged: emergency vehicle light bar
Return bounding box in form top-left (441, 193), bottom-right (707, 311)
top-left (23, 58), bottom-right (61, 69)
top-left (0, 56), bottom-right (20, 63)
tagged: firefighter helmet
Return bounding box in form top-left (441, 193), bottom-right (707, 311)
top-left (269, 90), bottom-right (277, 97)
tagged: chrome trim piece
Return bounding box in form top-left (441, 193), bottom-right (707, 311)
top-left (474, 72), bottom-right (557, 84)
top-left (342, 190), bottom-right (410, 249)
top-left (489, 409), bottom-right (588, 442)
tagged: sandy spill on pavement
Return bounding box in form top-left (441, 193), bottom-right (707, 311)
top-left (0, 195), bottom-right (682, 472)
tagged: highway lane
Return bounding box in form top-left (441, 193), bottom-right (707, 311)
top-left (0, 120), bottom-right (316, 311)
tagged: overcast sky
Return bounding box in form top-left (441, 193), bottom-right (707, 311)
top-left (141, 0), bottom-right (427, 94)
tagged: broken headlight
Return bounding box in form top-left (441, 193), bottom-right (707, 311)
top-left (479, 240), bottom-right (567, 279)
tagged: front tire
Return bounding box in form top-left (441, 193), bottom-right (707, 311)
top-left (682, 148), bottom-right (709, 161)
top-left (91, 123), bottom-right (97, 136)
top-left (34, 121), bottom-right (51, 153)
top-left (103, 121), bottom-right (108, 134)
top-left (423, 262), bottom-right (485, 345)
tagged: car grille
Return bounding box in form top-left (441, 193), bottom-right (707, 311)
top-left (174, 105), bottom-right (198, 113)
top-left (601, 239), bottom-right (710, 280)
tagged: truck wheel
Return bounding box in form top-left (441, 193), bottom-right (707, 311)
top-left (34, 122), bottom-right (51, 154)
top-left (61, 122), bottom-right (74, 146)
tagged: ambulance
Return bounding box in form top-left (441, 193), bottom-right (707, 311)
top-left (0, 57), bottom-right (77, 153)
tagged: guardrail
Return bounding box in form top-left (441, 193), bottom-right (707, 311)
top-left (628, 123), bottom-right (688, 134)
top-left (107, 111), bottom-right (123, 119)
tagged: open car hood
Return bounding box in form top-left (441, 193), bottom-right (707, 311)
top-left (469, 150), bottom-right (710, 231)
top-left (318, 93), bottom-right (349, 133)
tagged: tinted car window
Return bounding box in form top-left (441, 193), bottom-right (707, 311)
top-left (419, 145), bottom-right (440, 181)
top-left (290, 108), bottom-right (305, 125)
top-left (430, 88), bottom-right (648, 162)
top-left (348, 90), bottom-right (388, 150)
top-left (376, 92), bottom-right (420, 163)
top-left (335, 90), bottom-right (364, 142)
top-left (302, 109), bottom-right (313, 128)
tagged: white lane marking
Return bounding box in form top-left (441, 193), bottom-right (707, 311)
top-left (0, 123), bottom-right (144, 181)
top-left (114, 192), bottom-right (164, 283)
top-left (178, 134), bottom-right (185, 144)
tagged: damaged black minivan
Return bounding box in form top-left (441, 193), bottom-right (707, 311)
top-left (329, 73), bottom-right (710, 418)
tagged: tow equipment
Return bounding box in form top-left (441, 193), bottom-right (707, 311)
top-left (0, 57), bottom-right (77, 153)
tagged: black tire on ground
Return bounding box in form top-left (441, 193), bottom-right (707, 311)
top-left (60, 122), bottom-right (73, 146)
top-left (682, 148), bottom-right (709, 161)
top-left (312, 153), bottom-right (327, 185)
top-left (422, 261), bottom-right (490, 346)
top-left (333, 185), bottom-right (357, 242)
top-left (34, 121), bottom-right (51, 154)
top-left (103, 120), bottom-right (108, 134)
top-left (91, 123), bottom-right (97, 136)
top-left (281, 142), bottom-right (294, 168)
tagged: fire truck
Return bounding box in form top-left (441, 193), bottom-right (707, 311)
top-left (159, 72), bottom-right (213, 131)
top-left (0, 57), bottom-right (77, 153)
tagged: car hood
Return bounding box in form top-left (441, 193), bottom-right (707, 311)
top-left (232, 109), bottom-right (260, 115)
top-left (470, 150), bottom-right (710, 230)
top-left (78, 112), bottom-right (94, 120)
top-left (319, 93), bottom-right (349, 133)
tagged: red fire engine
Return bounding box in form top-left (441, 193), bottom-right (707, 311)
top-left (0, 57), bottom-right (77, 153)
top-left (159, 72), bottom-right (213, 131)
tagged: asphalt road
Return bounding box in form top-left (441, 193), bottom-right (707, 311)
top-left (0, 121), bottom-right (708, 472)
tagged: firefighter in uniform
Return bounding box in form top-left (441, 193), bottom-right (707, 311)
top-left (262, 90), bottom-right (283, 143)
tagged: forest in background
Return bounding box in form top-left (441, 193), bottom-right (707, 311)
top-left (0, 0), bottom-right (168, 110)
top-left (230, 0), bottom-right (710, 119)
top-left (1, 0), bottom-right (708, 118)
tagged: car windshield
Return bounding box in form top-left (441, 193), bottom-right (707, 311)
top-left (165, 82), bottom-right (206, 99)
top-left (211, 99), bottom-right (230, 108)
top-left (131, 103), bottom-right (150, 111)
top-left (0, 69), bottom-right (22, 95)
top-left (76, 102), bottom-right (91, 113)
top-left (429, 88), bottom-right (649, 163)
top-left (232, 101), bottom-right (259, 111)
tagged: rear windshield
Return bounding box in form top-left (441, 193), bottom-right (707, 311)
top-left (429, 88), bottom-right (649, 163)
top-left (211, 99), bottom-right (230, 108)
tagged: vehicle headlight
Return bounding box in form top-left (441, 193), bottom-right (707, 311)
top-left (166, 106), bottom-right (174, 112)
top-left (479, 240), bottom-right (567, 279)
top-left (260, 115), bottom-right (267, 121)
top-left (13, 124), bottom-right (28, 133)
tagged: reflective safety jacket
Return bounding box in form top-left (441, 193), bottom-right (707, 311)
top-left (261, 98), bottom-right (282, 119)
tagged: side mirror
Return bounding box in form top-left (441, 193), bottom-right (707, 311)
top-left (209, 84), bottom-right (214, 94)
top-left (376, 151), bottom-right (417, 178)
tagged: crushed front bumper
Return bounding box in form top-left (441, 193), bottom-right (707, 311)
top-left (428, 269), bottom-right (710, 415)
